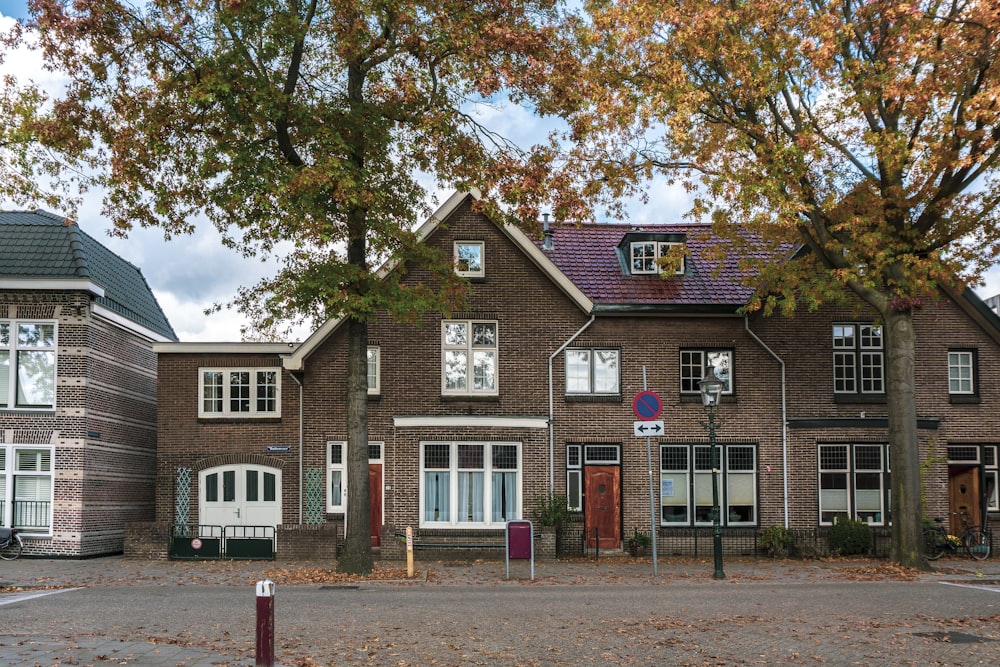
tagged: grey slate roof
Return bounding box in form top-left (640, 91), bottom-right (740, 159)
top-left (0, 209), bottom-right (177, 340)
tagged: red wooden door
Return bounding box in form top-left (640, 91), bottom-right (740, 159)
top-left (369, 463), bottom-right (383, 547)
top-left (949, 466), bottom-right (980, 534)
top-left (585, 465), bottom-right (621, 549)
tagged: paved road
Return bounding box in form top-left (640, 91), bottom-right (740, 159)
top-left (2, 556), bottom-right (999, 665)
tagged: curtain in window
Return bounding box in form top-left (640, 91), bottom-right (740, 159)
top-left (458, 471), bottom-right (484, 522)
top-left (491, 471), bottom-right (517, 522)
top-left (425, 471), bottom-right (450, 522)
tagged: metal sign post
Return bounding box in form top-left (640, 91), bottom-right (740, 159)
top-left (636, 367), bottom-right (659, 576)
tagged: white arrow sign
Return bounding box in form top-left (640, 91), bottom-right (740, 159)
top-left (633, 420), bottom-right (664, 437)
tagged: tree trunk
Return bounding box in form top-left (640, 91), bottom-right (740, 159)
top-left (883, 308), bottom-right (931, 570)
top-left (337, 316), bottom-right (374, 574)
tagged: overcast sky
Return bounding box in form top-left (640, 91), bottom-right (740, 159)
top-left (3, 4), bottom-right (999, 342)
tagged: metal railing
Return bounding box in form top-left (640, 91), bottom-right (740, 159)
top-left (0, 500), bottom-right (52, 531)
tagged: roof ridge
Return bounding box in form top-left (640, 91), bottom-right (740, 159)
top-left (64, 220), bottom-right (93, 279)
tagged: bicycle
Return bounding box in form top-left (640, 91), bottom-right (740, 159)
top-left (0, 527), bottom-right (23, 560)
top-left (923, 511), bottom-right (991, 561)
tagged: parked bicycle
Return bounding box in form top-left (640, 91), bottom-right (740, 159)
top-left (923, 511), bottom-right (991, 561)
top-left (0, 527), bottom-right (23, 560)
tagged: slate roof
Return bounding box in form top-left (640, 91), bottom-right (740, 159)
top-left (540, 223), bottom-right (776, 312)
top-left (0, 209), bottom-right (177, 340)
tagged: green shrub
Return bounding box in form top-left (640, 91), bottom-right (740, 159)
top-left (759, 525), bottom-right (795, 557)
top-left (534, 493), bottom-right (572, 534)
top-left (828, 518), bottom-right (872, 556)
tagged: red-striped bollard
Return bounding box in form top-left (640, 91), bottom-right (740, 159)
top-left (255, 579), bottom-right (275, 667)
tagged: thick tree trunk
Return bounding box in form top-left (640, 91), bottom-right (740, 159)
top-left (337, 315), bottom-right (374, 574)
top-left (883, 309), bottom-right (931, 570)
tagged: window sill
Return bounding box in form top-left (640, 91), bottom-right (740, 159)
top-left (949, 394), bottom-right (981, 405)
top-left (833, 394), bottom-right (886, 404)
top-left (564, 394), bottom-right (622, 403)
top-left (440, 394), bottom-right (500, 402)
top-left (0, 408), bottom-right (57, 414)
top-left (197, 416), bottom-right (283, 424)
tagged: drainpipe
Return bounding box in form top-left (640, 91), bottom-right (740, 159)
top-left (745, 316), bottom-right (789, 529)
top-left (548, 315), bottom-right (596, 493)
top-left (290, 371), bottom-right (304, 524)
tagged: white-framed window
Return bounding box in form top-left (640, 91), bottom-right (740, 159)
top-left (833, 324), bottom-right (884, 395)
top-left (985, 446), bottom-right (998, 513)
top-left (0, 320), bottom-right (57, 410)
top-left (454, 241), bottom-right (485, 277)
top-left (1, 445), bottom-right (54, 534)
top-left (198, 368), bottom-right (280, 418)
top-left (679, 350), bottom-right (733, 395)
top-left (420, 441), bottom-right (520, 527)
top-left (367, 346), bottom-right (380, 395)
top-left (326, 441), bottom-right (384, 513)
top-left (565, 348), bottom-right (620, 395)
top-left (566, 445), bottom-right (582, 512)
top-left (442, 320), bottom-right (498, 395)
top-left (630, 241), bottom-right (685, 275)
top-left (818, 443), bottom-right (890, 525)
top-left (659, 443), bottom-right (756, 526)
top-left (948, 350), bottom-right (975, 395)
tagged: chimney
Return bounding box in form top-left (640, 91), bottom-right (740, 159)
top-left (542, 213), bottom-right (554, 251)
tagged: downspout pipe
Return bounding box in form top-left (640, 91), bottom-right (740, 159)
top-left (290, 371), bottom-right (305, 524)
top-left (548, 315), bottom-right (596, 493)
top-left (745, 316), bottom-right (789, 529)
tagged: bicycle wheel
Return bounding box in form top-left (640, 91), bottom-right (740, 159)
top-left (924, 529), bottom-right (945, 561)
top-left (964, 529), bottom-right (991, 561)
top-left (0, 534), bottom-right (22, 560)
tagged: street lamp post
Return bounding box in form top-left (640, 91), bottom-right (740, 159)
top-left (699, 367), bottom-right (726, 580)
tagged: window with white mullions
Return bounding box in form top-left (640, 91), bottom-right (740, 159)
top-left (1, 445), bottom-right (53, 533)
top-left (948, 350), bottom-right (975, 395)
top-left (199, 367), bottom-right (281, 417)
top-left (1, 320), bottom-right (57, 409)
top-left (565, 348), bottom-right (620, 395)
top-left (659, 443), bottom-right (756, 527)
top-left (442, 321), bottom-right (497, 395)
top-left (420, 441), bottom-right (520, 527)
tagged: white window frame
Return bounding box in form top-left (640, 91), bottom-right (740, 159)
top-left (566, 445), bottom-right (582, 512)
top-left (454, 241), bottom-right (485, 278)
top-left (818, 443), bottom-right (890, 526)
top-left (367, 346), bottom-right (380, 395)
top-left (833, 324), bottom-right (884, 395)
top-left (198, 367), bottom-right (281, 418)
top-left (419, 441), bottom-right (521, 528)
top-left (985, 446), bottom-right (998, 513)
top-left (0, 319), bottom-right (57, 410)
top-left (326, 441), bottom-right (384, 513)
top-left (630, 241), bottom-right (685, 276)
top-left (441, 320), bottom-right (498, 396)
top-left (1, 444), bottom-right (54, 535)
top-left (679, 349), bottom-right (733, 395)
top-left (659, 443), bottom-right (756, 527)
top-left (948, 350), bottom-right (975, 395)
top-left (565, 348), bottom-right (620, 395)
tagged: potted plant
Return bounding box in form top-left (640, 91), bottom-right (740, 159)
top-left (627, 530), bottom-right (651, 557)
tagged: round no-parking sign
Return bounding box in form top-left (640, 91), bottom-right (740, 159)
top-left (632, 390), bottom-right (662, 420)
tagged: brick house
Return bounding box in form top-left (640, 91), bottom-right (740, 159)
top-left (154, 191), bottom-right (999, 557)
top-left (1, 210), bottom-right (177, 557)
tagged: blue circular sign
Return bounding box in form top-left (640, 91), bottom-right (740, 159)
top-left (632, 390), bottom-right (662, 420)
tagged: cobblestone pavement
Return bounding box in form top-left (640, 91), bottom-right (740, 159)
top-left (1, 554), bottom-right (999, 666)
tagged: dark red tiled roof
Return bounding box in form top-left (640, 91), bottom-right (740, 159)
top-left (540, 223), bottom-right (777, 310)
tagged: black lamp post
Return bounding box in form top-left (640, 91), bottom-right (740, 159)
top-left (699, 366), bottom-right (726, 580)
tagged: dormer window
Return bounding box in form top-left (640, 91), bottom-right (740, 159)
top-left (630, 241), bottom-right (685, 275)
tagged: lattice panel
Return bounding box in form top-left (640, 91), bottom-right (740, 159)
top-left (304, 467), bottom-right (325, 525)
top-left (175, 467), bottom-right (192, 527)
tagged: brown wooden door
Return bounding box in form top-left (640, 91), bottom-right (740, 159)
top-left (584, 465), bottom-right (621, 549)
top-left (949, 465), bottom-right (980, 534)
top-left (369, 463), bottom-right (383, 547)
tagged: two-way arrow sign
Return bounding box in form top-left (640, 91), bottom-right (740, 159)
top-left (633, 420), bottom-right (664, 437)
